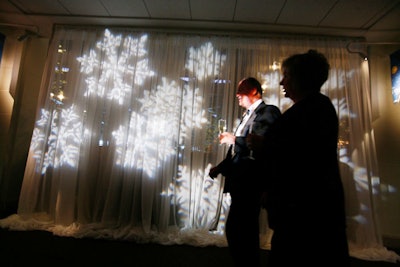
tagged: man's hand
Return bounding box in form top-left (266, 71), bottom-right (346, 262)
top-left (209, 166), bottom-right (220, 179)
top-left (219, 132), bottom-right (235, 145)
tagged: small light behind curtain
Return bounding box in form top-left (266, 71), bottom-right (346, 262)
top-left (0, 26), bottom-right (399, 262)
top-left (390, 49), bottom-right (400, 103)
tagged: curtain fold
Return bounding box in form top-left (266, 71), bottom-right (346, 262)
top-left (1, 26), bottom-right (399, 262)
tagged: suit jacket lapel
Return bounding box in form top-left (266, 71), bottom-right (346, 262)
top-left (242, 102), bottom-right (265, 134)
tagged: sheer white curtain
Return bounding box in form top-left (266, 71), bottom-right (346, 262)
top-left (1, 26), bottom-right (398, 261)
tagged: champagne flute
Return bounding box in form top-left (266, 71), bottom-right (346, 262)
top-left (218, 119), bottom-right (227, 134)
top-left (218, 119), bottom-right (227, 146)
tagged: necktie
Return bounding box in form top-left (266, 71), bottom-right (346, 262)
top-left (239, 110), bottom-right (249, 125)
top-left (235, 110), bottom-right (250, 136)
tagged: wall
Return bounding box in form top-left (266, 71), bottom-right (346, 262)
top-left (0, 30), bottom-right (48, 216)
top-left (370, 45), bottom-right (400, 248)
top-left (0, 31), bottom-right (21, 183)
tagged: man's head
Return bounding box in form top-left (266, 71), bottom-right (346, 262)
top-left (236, 77), bottom-right (263, 109)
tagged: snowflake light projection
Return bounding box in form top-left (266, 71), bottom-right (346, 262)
top-left (112, 77), bottom-right (199, 177)
top-left (29, 28), bottom-right (231, 233)
top-left (110, 39), bottom-right (225, 182)
top-left (31, 106), bottom-right (83, 174)
top-left (109, 35), bottom-right (228, 230)
top-left (167, 41), bottom-right (228, 229)
top-left (77, 29), bottom-right (154, 105)
top-left (185, 42), bottom-right (226, 81)
top-left (30, 42), bottom-right (84, 174)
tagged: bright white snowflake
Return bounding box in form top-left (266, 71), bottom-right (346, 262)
top-left (185, 42), bottom-right (227, 81)
top-left (31, 106), bottom-right (83, 174)
top-left (77, 29), bottom-right (154, 104)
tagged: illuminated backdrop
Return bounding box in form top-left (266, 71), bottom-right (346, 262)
top-left (1, 27), bottom-right (396, 261)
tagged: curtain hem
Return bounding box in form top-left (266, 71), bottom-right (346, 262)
top-left (1, 213), bottom-right (399, 263)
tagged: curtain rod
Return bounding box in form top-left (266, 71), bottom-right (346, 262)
top-left (53, 23), bottom-right (365, 42)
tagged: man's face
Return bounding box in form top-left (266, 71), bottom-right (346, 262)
top-left (236, 93), bottom-right (252, 109)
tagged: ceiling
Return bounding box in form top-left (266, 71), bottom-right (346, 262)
top-left (0, 0), bottom-right (400, 42)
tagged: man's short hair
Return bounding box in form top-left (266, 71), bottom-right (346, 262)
top-left (236, 77), bottom-right (263, 95)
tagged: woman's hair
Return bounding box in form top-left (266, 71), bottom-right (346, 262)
top-left (282, 49), bottom-right (330, 92)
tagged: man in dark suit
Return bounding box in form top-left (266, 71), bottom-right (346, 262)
top-left (209, 77), bottom-right (281, 267)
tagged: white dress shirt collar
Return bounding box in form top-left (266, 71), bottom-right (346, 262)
top-left (235, 99), bottom-right (262, 136)
top-left (247, 99), bottom-right (262, 116)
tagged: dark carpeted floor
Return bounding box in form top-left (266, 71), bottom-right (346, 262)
top-left (0, 228), bottom-right (399, 267)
